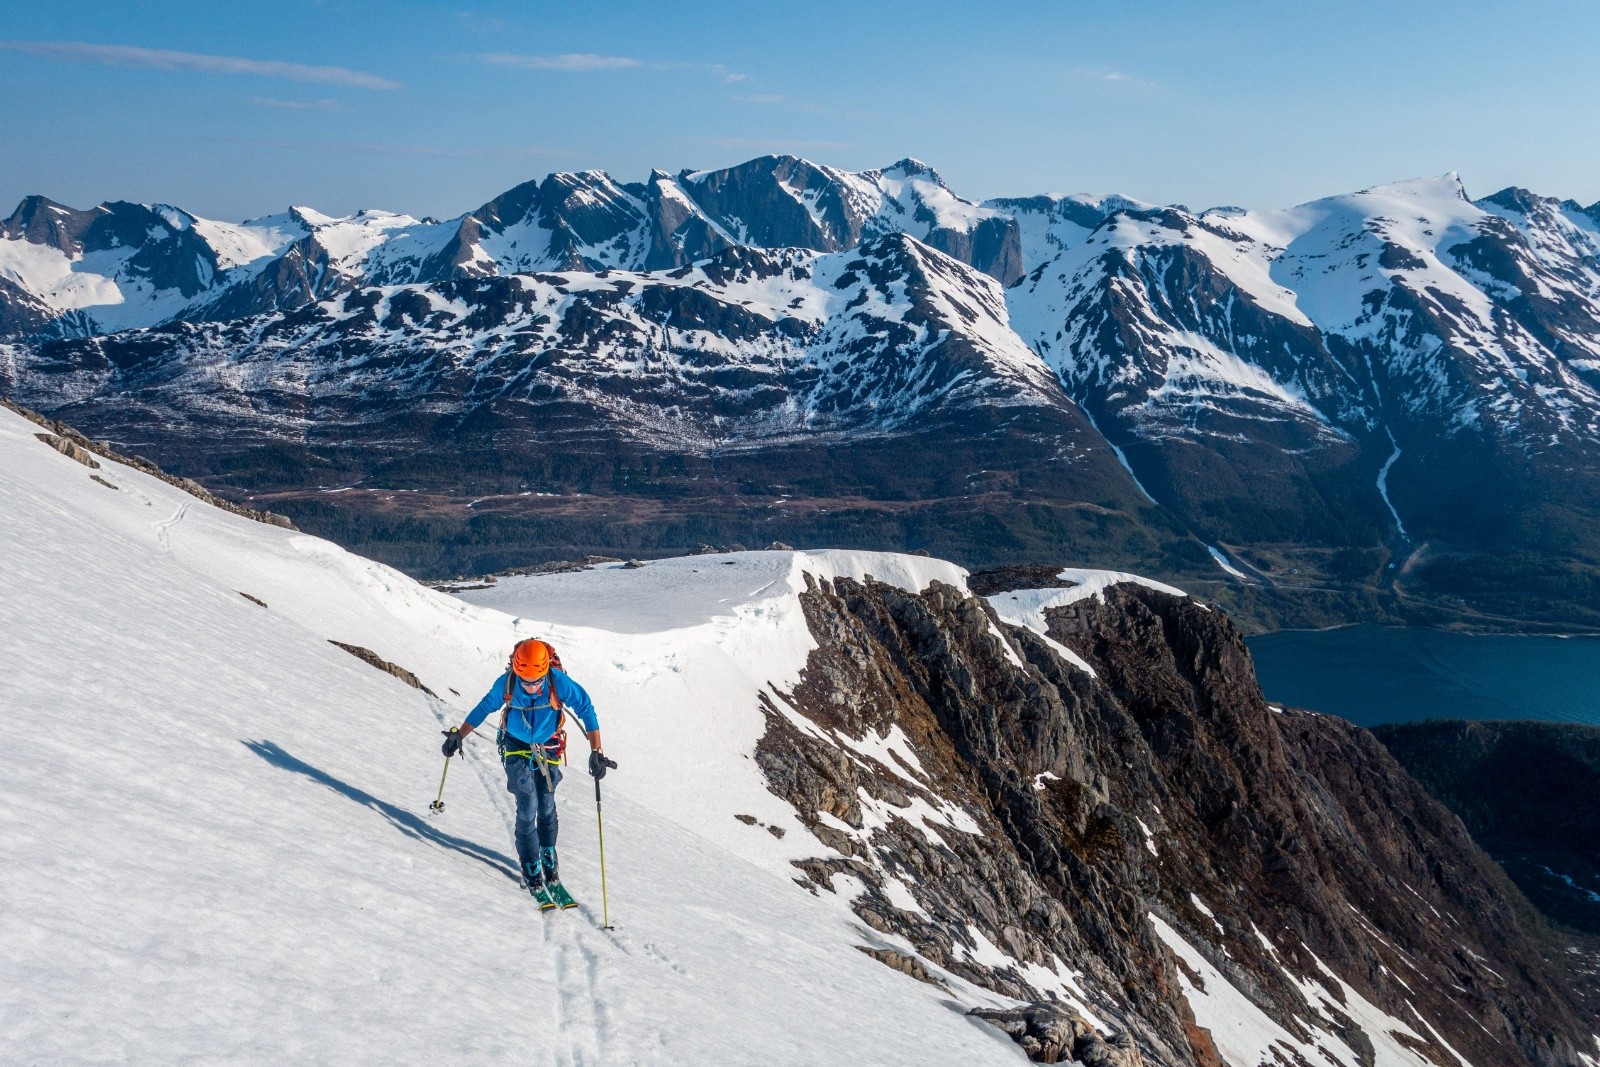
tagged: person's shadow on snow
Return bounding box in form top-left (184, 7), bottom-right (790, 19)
top-left (243, 740), bottom-right (519, 883)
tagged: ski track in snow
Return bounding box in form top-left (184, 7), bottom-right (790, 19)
top-left (430, 693), bottom-right (621, 1067)
top-left (153, 501), bottom-right (188, 556)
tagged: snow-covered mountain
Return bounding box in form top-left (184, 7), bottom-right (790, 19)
top-left (3, 402), bottom-right (1594, 1064)
top-left (1014, 173), bottom-right (1600, 447)
top-left (4, 236), bottom-right (1066, 449)
top-left (0, 156), bottom-right (1025, 341)
top-left (7, 160), bottom-right (1600, 626)
top-left (1010, 173), bottom-right (1600, 561)
top-left (984, 192), bottom-right (1151, 278)
top-left (3, 231), bottom-right (1152, 584)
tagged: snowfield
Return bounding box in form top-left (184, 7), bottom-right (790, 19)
top-left (0, 405), bottom-right (1030, 1064)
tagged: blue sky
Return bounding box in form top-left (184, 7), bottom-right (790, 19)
top-left (3, 1), bottom-right (1598, 220)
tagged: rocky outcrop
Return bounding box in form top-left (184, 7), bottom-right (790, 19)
top-left (756, 573), bottom-right (1595, 1065)
top-left (970, 1003), bottom-right (1144, 1065)
top-left (3, 399), bottom-right (297, 531)
top-left (35, 432), bottom-right (100, 468)
top-left (327, 640), bottom-right (436, 698)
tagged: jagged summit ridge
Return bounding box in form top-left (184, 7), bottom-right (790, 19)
top-left (0, 154), bottom-right (1033, 340)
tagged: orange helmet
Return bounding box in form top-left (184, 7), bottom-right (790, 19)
top-left (511, 639), bottom-right (552, 680)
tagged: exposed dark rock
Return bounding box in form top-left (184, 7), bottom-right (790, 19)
top-left (1049, 584), bottom-right (1595, 1064)
top-left (238, 592), bottom-right (268, 609)
top-left (970, 1004), bottom-right (1144, 1065)
top-left (755, 573), bottom-right (1594, 1065)
top-left (494, 555), bottom-right (623, 577)
top-left (967, 564), bottom-right (1077, 596)
top-left (858, 946), bottom-right (948, 990)
top-left (327, 640), bottom-right (436, 698)
top-left (427, 581), bottom-right (495, 593)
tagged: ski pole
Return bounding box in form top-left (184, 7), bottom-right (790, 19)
top-left (429, 755), bottom-right (452, 814)
top-left (594, 772), bottom-right (613, 930)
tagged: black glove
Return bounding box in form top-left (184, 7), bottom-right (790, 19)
top-left (589, 751), bottom-right (617, 779)
top-left (441, 727), bottom-right (464, 758)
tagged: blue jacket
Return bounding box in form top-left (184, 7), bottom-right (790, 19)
top-left (465, 668), bottom-right (598, 745)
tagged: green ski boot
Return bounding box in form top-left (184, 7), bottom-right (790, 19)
top-left (540, 847), bottom-right (579, 910)
top-left (522, 861), bottom-right (557, 912)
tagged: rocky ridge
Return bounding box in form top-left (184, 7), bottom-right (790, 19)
top-left (755, 569), bottom-right (1596, 1065)
top-left (0, 397), bottom-right (296, 530)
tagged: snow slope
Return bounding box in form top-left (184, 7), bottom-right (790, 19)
top-left (0, 405), bottom-right (1031, 1064)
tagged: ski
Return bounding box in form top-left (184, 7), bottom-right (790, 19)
top-left (524, 878), bottom-right (558, 912)
top-left (545, 880), bottom-right (579, 910)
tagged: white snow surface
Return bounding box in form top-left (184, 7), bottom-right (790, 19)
top-left (1151, 916), bottom-right (1466, 1067)
top-left (985, 568), bottom-right (1188, 678)
top-left (988, 568), bottom-right (1187, 635)
top-left (1377, 430), bottom-right (1410, 542)
top-left (1207, 545), bottom-right (1256, 583)
top-left (0, 407), bottom-right (1033, 1064)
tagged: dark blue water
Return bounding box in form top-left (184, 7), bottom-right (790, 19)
top-left (1245, 625), bottom-right (1600, 727)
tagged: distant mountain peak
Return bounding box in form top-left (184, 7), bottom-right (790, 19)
top-left (1353, 171), bottom-right (1470, 204)
top-left (288, 205), bottom-right (338, 228)
top-left (881, 157), bottom-right (943, 183)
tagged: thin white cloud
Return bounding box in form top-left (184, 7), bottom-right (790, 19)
top-left (248, 96), bottom-right (341, 110)
top-left (475, 53), bottom-right (747, 82)
top-left (700, 63), bottom-right (747, 84)
top-left (0, 40), bottom-right (402, 90)
top-left (1074, 67), bottom-right (1158, 91)
top-left (477, 52), bottom-right (641, 71)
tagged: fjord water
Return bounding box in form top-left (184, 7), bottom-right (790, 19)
top-left (1246, 626), bottom-right (1600, 726)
